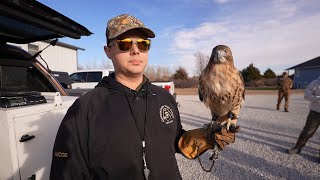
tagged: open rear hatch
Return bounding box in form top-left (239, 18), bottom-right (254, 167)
top-left (0, 0), bottom-right (92, 44)
top-left (0, 0), bottom-right (92, 107)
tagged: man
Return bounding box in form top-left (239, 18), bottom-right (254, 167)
top-left (277, 72), bottom-right (293, 112)
top-left (50, 14), bottom-right (235, 180)
top-left (287, 76), bottom-right (320, 162)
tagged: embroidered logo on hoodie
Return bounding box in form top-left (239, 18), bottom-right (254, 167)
top-left (159, 105), bottom-right (174, 124)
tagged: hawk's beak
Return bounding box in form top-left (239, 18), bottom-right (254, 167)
top-left (213, 50), bottom-right (227, 63)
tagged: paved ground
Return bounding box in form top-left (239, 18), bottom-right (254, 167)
top-left (175, 88), bottom-right (305, 95)
top-left (175, 94), bottom-right (320, 180)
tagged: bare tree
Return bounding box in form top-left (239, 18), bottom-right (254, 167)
top-left (194, 51), bottom-right (210, 77)
top-left (78, 59), bottom-right (114, 70)
top-left (145, 65), bottom-right (156, 81)
top-left (100, 60), bottom-right (114, 69)
top-left (160, 67), bottom-right (171, 81)
top-left (155, 66), bottom-right (162, 81)
top-left (145, 65), bottom-right (171, 81)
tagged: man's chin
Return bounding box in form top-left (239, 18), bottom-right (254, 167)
top-left (128, 66), bottom-right (146, 74)
top-left (127, 69), bottom-right (144, 76)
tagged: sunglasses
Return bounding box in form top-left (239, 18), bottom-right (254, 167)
top-left (109, 38), bottom-right (151, 52)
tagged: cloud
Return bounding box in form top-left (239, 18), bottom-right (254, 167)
top-left (171, 22), bottom-right (227, 51)
top-left (166, 1), bottom-right (320, 76)
top-left (213, 0), bottom-right (230, 4)
top-left (271, 0), bottom-right (297, 18)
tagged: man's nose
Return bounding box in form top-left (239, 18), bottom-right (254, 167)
top-left (130, 43), bottom-right (140, 54)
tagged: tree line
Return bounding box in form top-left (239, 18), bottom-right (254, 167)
top-left (79, 51), bottom-right (279, 88)
top-left (148, 51), bottom-right (278, 88)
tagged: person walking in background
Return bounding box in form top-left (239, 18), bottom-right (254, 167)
top-left (287, 75), bottom-right (320, 162)
top-left (277, 72), bottom-right (293, 112)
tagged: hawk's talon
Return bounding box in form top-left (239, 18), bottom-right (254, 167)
top-left (221, 118), bottom-right (237, 131)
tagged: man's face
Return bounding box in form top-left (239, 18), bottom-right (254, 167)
top-left (104, 29), bottom-right (149, 77)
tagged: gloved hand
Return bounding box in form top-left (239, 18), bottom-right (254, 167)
top-left (215, 125), bottom-right (239, 150)
top-left (178, 122), bottom-right (239, 159)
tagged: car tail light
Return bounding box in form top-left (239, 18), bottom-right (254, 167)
top-left (164, 85), bottom-right (171, 91)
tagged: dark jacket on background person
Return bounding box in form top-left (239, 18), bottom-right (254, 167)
top-left (50, 73), bottom-right (184, 180)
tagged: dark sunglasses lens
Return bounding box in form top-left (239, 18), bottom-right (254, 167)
top-left (116, 39), bottom-right (150, 52)
top-left (118, 41), bottom-right (132, 51)
top-left (137, 41), bottom-right (150, 51)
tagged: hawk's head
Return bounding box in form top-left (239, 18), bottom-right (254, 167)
top-left (209, 45), bottom-right (234, 65)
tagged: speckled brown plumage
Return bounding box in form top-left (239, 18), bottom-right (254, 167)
top-left (198, 45), bottom-right (245, 126)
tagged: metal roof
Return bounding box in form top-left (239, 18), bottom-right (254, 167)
top-left (286, 56), bottom-right (320, 70)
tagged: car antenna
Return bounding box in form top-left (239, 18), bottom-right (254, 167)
top-left (32, 39), bottom-right (59, 72)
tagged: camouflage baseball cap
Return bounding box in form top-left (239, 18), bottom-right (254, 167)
top-left (106, 14), bottom-right (155, 44)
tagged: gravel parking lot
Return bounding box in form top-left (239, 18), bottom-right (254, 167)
top-left (175, 94), bottom-right (320, 180)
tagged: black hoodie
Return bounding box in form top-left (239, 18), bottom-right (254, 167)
top-left (50, 73), bottom-right (184, 180)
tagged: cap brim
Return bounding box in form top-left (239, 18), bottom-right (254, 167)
top-left (136, 27), bottom-right (155, 38)
top-left (109, 27), bottom-right (155, 40)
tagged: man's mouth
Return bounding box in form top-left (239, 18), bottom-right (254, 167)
top-left (130, 60), bottom-right (141, 65)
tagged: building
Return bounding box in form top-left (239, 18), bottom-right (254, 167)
top-left (11, 40), bottom-right (84, 74)
top-left (287, 56), bottom-right (320, 89)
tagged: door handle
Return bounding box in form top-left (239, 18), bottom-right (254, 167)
top-left (20, 134), bottom-right (35, 142)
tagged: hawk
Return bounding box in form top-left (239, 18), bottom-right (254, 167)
top-left (198, 45), bottom-right (245, 130)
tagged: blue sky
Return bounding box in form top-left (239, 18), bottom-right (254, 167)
top-left (39, 0), bottom-right (320, 76)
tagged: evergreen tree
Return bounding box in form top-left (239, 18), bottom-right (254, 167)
top-left (173, 67), bottom-right (188, 80)
top-left (241, 63), bottom-right (261, 82)
top-left (263, 68), bottom-right (276, 79)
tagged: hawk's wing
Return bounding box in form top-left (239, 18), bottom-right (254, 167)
top-left (238, 71), bottom-right (245, 100)
top-left (198, 87), bottom-right (204, 102)
top-left (198, 70), bottom-right (207, 102)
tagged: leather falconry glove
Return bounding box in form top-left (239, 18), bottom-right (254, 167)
top-left (178, 121), bottom-right (239, 159)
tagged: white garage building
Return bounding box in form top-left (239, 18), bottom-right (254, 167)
top-left (12, 39), bottom-right (83, 74)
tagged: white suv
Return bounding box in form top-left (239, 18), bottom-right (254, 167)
top-left (70, 69), bottom-right (114, 89)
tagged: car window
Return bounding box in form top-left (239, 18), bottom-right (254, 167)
top-left (87, 72), bottom-right (102, 82)
top-left (70, 72), bottom-right (87, 82)
top-left (51, 71), bottom-right (72, 88)
top-left (0, 65), bottom-right (56, 94)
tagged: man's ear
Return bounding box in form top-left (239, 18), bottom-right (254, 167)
top-left (104, 45), bottom-right (112, 59)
